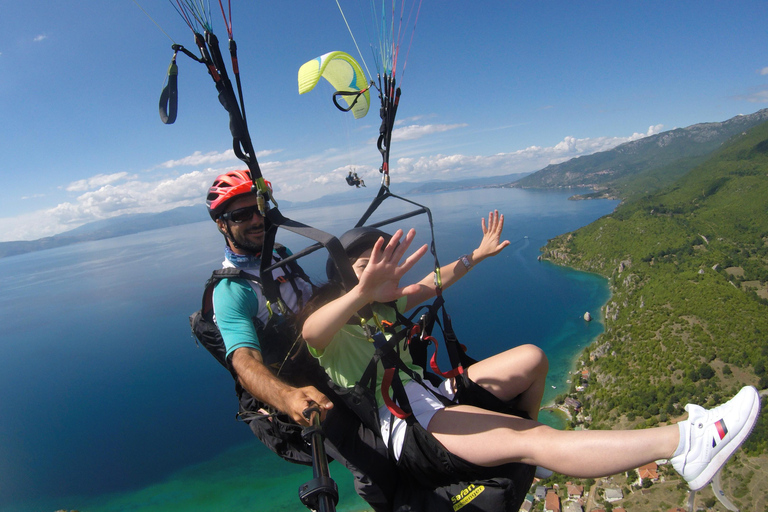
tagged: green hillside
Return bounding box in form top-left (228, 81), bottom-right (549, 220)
top-left (540, 119), bottom-right (768, 508)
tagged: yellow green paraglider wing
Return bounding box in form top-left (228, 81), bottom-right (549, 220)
top-left (298, 51), bottom-right (370, 119)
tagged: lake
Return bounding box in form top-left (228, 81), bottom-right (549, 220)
top-left (0, 187), bottom-right (618, 512)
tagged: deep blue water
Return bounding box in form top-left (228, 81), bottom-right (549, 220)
top-left (0, 188), bottom-right (617, 512)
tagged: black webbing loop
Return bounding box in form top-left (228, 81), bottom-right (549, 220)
top-left (159, 53), bottom-right (178, 124)
top-left (332, 88), bottom-right (369, 113)
top-left (159, 43), bottom-right (202, 125)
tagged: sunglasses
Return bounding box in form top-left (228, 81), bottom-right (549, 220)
top-left (220, 205), bottom-right (262, 223)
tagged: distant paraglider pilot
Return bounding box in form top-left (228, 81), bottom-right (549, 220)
top-left (346, 171), bottom-right (365, 188)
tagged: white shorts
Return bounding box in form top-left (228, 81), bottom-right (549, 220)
top-left (378, 378), bottom-right (455, 460)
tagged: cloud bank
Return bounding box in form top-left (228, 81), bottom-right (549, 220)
top-left (0, 125), bottom-right (662, 242)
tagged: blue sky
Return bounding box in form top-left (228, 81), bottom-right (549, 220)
top-left (2, 1), bottom-right (768, 242)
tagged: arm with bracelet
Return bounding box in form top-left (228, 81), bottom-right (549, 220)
top-left (404, 210), bottom-right (510, 310)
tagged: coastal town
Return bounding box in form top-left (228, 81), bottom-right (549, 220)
top-left (521, 462), bottom-right (698, 512)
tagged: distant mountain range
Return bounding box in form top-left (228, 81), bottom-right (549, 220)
top-left (3, 108), bottom-right (767, 259)
top-left (0, 206), bottom-right (213, 259)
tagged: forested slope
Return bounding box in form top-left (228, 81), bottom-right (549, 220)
top-left (540, 119), bottom-right (768, 508)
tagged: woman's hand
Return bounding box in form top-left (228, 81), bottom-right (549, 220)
top-left (473, 210), bottom-right (510, 263)
top-left (357, 228), bottom-right (428, 304)
top-left (302, 228), bottom-right (427, 350)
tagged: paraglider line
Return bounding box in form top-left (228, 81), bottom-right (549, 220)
top-left (172, 0), bottom-right (212, 33)
top-left (335, 0), bottom-right (373, 80)
top-left (399, 0), bottom-right (422, 84)
top-left (132, 0), bottom-right (176, 43)
top-left (169, 0), bottom-right (195, 32)
top-left (217, 0), bottom-right (233, 38)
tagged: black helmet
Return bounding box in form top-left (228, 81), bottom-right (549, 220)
top-left (326, 226), bottom-right (392, 282)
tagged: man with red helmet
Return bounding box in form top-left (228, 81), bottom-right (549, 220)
top-left (206, 169), bottom-right (331, 425)
top-left (203, 170), bottom-right (396, 511)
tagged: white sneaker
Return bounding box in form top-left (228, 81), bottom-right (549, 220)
top-left (671, 386), bottom-right (760, 490)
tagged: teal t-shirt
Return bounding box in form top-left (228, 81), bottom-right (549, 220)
top-left (309, 297), bottom-right (423, 408)
top-left (213, 278), bottom-right (265, 357)
top-left (211, 248), bottom-right (313, 360)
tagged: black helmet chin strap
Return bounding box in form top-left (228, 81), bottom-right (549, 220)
top-left (221, 220), bottom-right (251, 253)
top-left (223, 229), bottom-right (242, 251)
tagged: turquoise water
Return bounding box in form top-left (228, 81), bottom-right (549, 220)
top-left (0, 188), bottom-right (617, 512)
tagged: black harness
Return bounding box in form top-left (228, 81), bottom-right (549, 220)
top-left (190, 246), bottom-right (323, 465)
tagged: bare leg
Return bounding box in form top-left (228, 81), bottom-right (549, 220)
top-left (427, 405), bottom-right (679, 477)
top-left (465, 344), bottom-right (548, 420)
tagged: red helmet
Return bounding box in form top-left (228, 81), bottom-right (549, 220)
top-left (206, 170), bottom-right (254, 220)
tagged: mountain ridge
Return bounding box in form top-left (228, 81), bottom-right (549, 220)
top-left (510, 108), bottom-right (768, 200)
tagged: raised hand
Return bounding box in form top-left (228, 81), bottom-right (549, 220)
top-left (474, 210), bottom-right (510, 262)
top-left (356, 228), bottom-right (428, 303)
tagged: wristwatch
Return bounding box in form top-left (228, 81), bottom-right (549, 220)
top-left (459, 254), bottom-right (473, 271)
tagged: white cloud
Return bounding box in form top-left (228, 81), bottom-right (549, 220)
top-left (759, 67), bottom-right (768, 76)
top-left (65, 172), bottom-right (134, 192)
top-left (0, 125), bottom-right (661, 242)
top-left (158, 150), bottom-right (233, 168)
top-left (735, 89), bottom-right (768, 103)
top-left (395, 114), bottom-right (437, 125)
top-left (158, 149), bottom-right (283, 169)
top-left (33, 35), bottom-right (47, 42)
top-left (395, 128), bottom-right (663, 180)
top-left (391, 123), bottom-right (467, 142)
top-left (0, 169), bottom-right (221, 241)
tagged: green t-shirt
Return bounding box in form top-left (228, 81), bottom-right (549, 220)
top-left (309, 297), bottom-right (423, 408)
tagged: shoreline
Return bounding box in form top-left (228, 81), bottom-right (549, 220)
top-left (537, 264), bottom-right (612, 429)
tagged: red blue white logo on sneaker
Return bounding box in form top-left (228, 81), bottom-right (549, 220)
top-left (712, 419), bottom-right (728, 447)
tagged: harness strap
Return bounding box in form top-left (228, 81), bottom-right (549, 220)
top-left (202, 268), bottom-right (252, 316)
top-left (354, 186), bottom-right (442, 289)
top-left (427, 335), bottom-right (464, 380)
top-left (381, 368), bottom-right (411, 419)
top-left (376, 75), bottom-right (400, 185)
top-left (261, 206), bottom-right (375, 319)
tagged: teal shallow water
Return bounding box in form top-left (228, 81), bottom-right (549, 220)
top-left (0, 188), bottom-right (617, 512)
